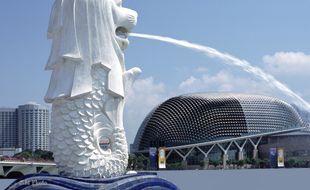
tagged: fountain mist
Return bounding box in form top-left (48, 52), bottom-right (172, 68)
top-left (130, 33), bottom-right (310, 112)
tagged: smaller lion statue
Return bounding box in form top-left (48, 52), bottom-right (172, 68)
top-left (45, 0), bottom-right (141, 178)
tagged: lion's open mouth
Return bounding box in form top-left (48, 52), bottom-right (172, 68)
top-left (116, 27), bottom-right (128, 39)
top-left (115, 27), bottom-right (129, 50)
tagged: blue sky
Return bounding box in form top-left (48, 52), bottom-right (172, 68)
top-left (0, 0), bottom-right (310, 143)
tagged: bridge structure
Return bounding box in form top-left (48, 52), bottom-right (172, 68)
top-left (0, 161), bottom-right (58, 178)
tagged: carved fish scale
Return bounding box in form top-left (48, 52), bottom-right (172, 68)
top-left (50, 65), bottom-right (128, 178)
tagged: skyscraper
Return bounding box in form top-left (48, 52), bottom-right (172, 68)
top-left (18, 103), bottom-right (50, 151)
top-left (0, 108), bottom-right (18, 148)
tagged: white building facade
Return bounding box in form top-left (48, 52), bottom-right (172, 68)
top-left (18, 104), bottom-right (50, 151)
top-left (0, 103), bottom-right (50, 152)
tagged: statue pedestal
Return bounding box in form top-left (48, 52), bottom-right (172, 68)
top-left (6, 172), bottom-right (179, 190)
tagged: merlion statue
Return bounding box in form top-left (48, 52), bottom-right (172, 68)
top-left (45, 0), bottom-right (141, 178)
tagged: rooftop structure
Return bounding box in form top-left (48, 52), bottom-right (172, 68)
top-left (133, 93), bottom-right (305, 152)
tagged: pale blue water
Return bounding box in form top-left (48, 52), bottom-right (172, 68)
top-left (1, 169), bottom-right (310, 190)
top-left (0, 179), bottom-right (14, 190)
top-left (157, 169), bottom-right (310, 190)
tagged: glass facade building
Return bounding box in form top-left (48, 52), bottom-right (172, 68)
top-left (0, 108), bottom-right (18, 148)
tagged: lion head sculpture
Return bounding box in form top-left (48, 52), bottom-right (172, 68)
top-left (45, 0), bottom-right (138, 103)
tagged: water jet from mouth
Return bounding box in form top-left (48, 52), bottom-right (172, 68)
top-left (130, 33), bottom-right (310, 112)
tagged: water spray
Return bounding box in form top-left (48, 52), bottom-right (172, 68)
top-left (130, 33), bottom-right (310, 112)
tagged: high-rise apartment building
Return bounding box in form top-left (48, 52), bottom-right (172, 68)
top-left (18, 104), bottom-right (50, 151)
top-left (0, 108), bottom-right (18, 148)
top-left (0, 103), bottom-right (50, 152)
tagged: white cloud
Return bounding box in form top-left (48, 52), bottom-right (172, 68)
top-left (263, 52), bottom-right (310, 76)
top-left (126, 77), bottom-right (166, 107)
top-left (124, 77), bottom-right (167, 144)
top-left (179, 76), bottom-right (198, 88)
top-left (262, 52), bottom-right (310, 104)
top-left (179, 70), bottom-right (274, 95)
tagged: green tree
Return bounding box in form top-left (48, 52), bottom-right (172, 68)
top-left (237, 160), bottom-right (245, 167)
top-left (127, 154), bottom-right (147, 171)
top-left (14, 150), bottom-right (54, 161)
top-left (167, 162), bottom-right (183, 170)
top-left (14, 150), bottom-right (32, 160)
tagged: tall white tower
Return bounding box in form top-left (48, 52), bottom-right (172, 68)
top-left (18, 103), bottom-right (50, 151)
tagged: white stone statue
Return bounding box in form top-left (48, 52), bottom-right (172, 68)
top-left (44, 0), bottom-right (141, 178)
